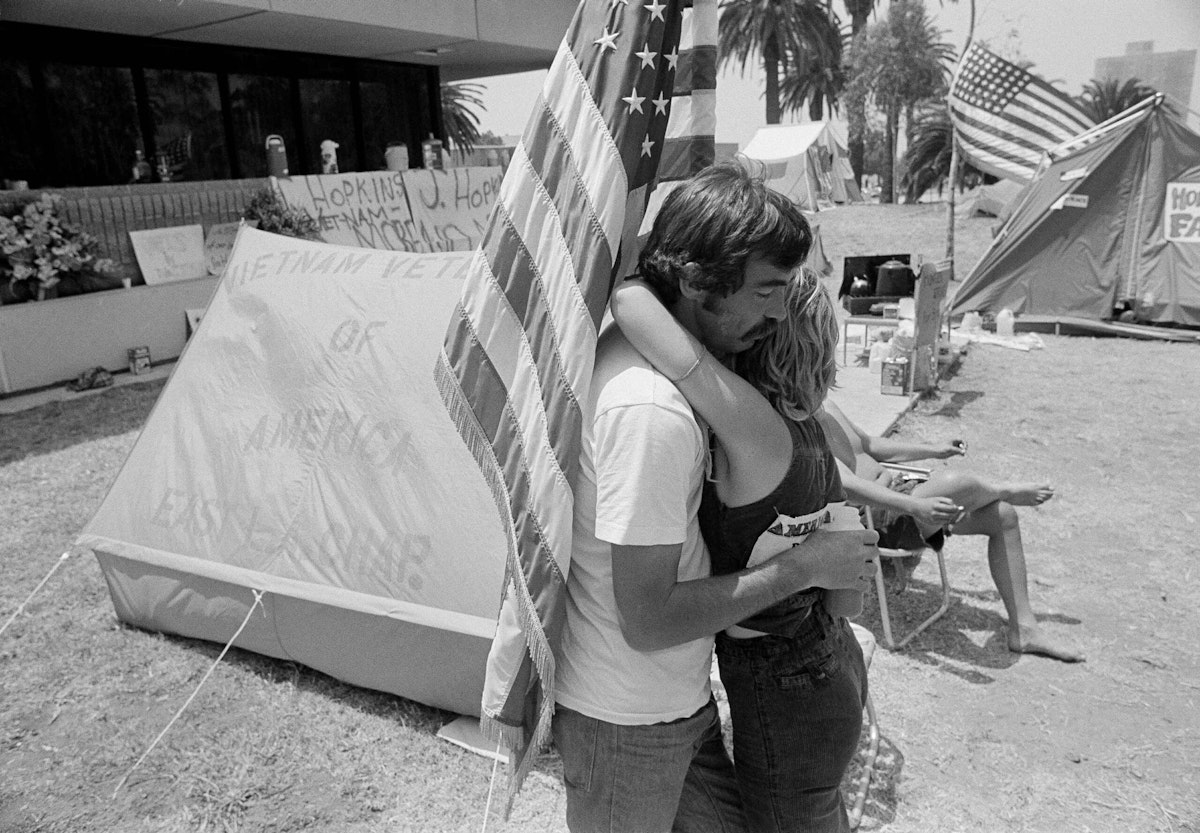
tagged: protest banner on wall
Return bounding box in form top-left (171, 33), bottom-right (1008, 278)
top-left (271, 168), bottom-right (502, 253)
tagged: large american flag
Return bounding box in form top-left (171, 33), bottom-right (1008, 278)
top-left (949, 42), bottom-right (1094, 182)
top-left (435, 0), bottom-right (709, 811)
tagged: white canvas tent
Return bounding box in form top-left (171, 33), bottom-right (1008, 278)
top-left (741, 122), bottom-right (864, 211)
top-left (77, 228), bottom-right (507, 717)
top-left (955, 179), bottom-right (1024, 220)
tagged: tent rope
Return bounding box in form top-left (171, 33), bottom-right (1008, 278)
top-left (0, 551), bottom-right (72, 638)
top-left (112, 589), bottom-right (265, 799)
top-left (480, 739), bottom-right (503, 833)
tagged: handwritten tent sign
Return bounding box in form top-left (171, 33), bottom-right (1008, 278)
top-left (271, 168), bottom-right (503, 253)
top-left (1165, 181), bottom-right (1200, 242)
top-left (79, 227), bottom-right (507, 717)
top-left (129, 225), bottom-right (206, 285)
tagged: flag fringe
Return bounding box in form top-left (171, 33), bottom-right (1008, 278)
top-left (435, 348), bottom-right (558, 818)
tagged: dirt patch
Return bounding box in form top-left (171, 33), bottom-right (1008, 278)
top-left (845, 335), bottom-right (1200, 832)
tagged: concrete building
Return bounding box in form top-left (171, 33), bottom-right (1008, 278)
top-left (0, 0), bottom-right (574, 187)
top-left (1095, 41), bottom-right (1199, 127)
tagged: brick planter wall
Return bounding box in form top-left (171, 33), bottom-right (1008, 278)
top-left (0, 179), bottom-right (266, 283)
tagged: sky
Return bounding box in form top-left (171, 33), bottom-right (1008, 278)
top-left (470, 0), bottom-right (1200, 149)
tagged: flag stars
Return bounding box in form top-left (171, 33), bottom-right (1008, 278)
top-left (594, 27), bottom-right (619, 53)
top-left (636, 44), bottom-right (658, 69)
top-left (665, 48), bottom-right (679, 71)
top-left (641, 135), bottom-right (655, 157)
top-left (644, 0), bottom-right (666, 21)
top-left (651, 92), bottom-right (669, 115)
top-left (623, 88), bottom-right (646, 114)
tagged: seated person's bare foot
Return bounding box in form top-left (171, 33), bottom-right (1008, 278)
top-left (1002, 482), bottom-right (1055, 506)
top-left (1008, 626), bottom-right (1084, 662)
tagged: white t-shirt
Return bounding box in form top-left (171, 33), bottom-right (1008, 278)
top-left (555, 327), bottom-right (713, 725)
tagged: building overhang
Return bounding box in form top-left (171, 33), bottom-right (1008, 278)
top-left (0, 0), bottom-right (572, 80)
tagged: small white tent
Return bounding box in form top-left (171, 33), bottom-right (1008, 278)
top-left (955, 179), bottom-right (1025, 220)
top-left (742, 122), bottom-right (864, 211)
top-left (77, 228), bottom-right (507, 717)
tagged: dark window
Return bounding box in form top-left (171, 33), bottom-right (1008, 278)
top-left (0, 22), bottom-right (442, 187)
top-left (144, 68), bottom-right (228, 181)
top-left (229, 73), bottom-right (296, 178)
top-left (42, 62), bottom-right (140, 187)
top-left (360, 68), bottom-right (413, 172)
top-left (0, 57), bottom-right (39, 185)
top-left (299, 78), bottom-right (357, 173)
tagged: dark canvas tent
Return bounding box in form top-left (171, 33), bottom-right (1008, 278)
top-left (951, 97), bottom-right (1200, 327)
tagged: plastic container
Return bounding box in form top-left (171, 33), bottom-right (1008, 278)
top-left (265, 134), bottom-right (289, 178)
top-left (868, 339), bottom-right (889, 374)
top-left (822, 503), bottom-right (867, 619)
top-left (385, 142), bottom-right (409, 171)
top-left (996, 308), bottom-right (1015, 337)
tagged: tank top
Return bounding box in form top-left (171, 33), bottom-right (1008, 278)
top-left (699, 416), bottom-right (846, 637)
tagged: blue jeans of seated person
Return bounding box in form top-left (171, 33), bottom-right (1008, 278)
top-left (716, 608), bottom-right (867, 833)
top-left (552, 698), bottom-right (746, 833)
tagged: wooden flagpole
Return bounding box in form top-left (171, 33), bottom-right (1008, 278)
top-left (945, 0), bottom-right (976, 266)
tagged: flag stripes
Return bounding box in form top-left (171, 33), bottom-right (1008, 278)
top-left (436, 0), bottom-right (685, 812)
top-left (950, 42), bottom-right (1094, 181)
top-left (660, 0), bottom-right (717, 183)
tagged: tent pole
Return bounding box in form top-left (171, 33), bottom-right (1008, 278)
top-left (944, 0), bottom-right (975, 271)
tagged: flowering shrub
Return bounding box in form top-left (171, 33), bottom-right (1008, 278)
top-left (0, 194), bottom-right (114, 300)
top-left (241, 187), bottom-right (322, 240)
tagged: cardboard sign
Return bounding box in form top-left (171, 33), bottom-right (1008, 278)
top-left (271, 169), bottom-right (501, 253)
top-left (129, 225), bottom-right (206, 285)
top-left (205, 220), bottom-right (257, 276)
top-left (1165, 181), bottom-right (1200, 242)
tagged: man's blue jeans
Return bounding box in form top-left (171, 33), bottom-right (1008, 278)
top-left (715, 611), bottom-right (867, 833)
top-left (552, 698), bottom-right (746, 833)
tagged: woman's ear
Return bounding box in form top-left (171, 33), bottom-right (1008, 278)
top-left (677, 262), bottom-right (707, 302)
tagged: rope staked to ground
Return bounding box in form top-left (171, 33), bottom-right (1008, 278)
top-left (112, 589), bottom-right (267, 799)
top-left (0, 551), bottom-right (73, 638)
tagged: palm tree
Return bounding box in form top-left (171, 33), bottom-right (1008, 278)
top-left (719, 0), bottom-right (836, 125)
top-left (845, 0), bottom-right (954, 203)
top-left (902, 103), bottom-right (986, 202)
top-left (779, 11), bottom-right (846, 121)
top-left (1076, 77), bottom-right (1162, 122)
top-left (440, 81), bottom-right (486, 154)
top-left (842, 0), bottom-right (877, 185)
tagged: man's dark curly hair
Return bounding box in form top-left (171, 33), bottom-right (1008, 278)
top-left (637, 161), bottom-right (812, 305)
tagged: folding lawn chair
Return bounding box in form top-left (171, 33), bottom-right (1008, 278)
top-left (863, 474), bottom-right (954, 650)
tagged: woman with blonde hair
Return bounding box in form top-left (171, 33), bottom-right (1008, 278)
top-left (611, 266), bottom-right (877, 833)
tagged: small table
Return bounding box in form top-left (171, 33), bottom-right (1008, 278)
top-left (842, 315), bottom-right (899, 365)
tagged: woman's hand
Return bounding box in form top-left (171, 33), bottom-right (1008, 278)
top-left (907, 495), bottom-right (961, 528)
top-left (928, 439), bottom-right (967, 459)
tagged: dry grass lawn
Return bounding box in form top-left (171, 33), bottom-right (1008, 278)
top-left (3, 204), bottom-right (1198, 832)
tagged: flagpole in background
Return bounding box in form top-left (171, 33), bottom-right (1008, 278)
top-left (945, 0), bottom-right (975, 266)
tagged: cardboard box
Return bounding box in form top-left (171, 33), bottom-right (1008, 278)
top-left (128, 346), bottom-right (151, 375)
top-left (881, 355), bottom-right (909, 395)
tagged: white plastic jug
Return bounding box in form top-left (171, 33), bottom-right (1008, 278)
top-left (997, 308), bottom-right (1015, 337)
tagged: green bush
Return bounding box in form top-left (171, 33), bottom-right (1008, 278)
top-left (0, 194), bottom-right (116, 302)
top-left (241, 187), bottom-right (322, 240)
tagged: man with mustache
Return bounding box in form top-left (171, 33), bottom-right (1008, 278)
top-left (551, 163), bottom-right (876, 833)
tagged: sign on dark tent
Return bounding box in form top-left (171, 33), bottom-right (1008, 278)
top-left (951, 96), bottom-right (1200, 328)
top-left (77, 228), bottom-right (507, 718)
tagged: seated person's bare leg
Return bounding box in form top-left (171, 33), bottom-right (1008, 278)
top-left (946, 501), bottom-right (1084, 663)
top-left (911, 470), bottom-right (1052, 522)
